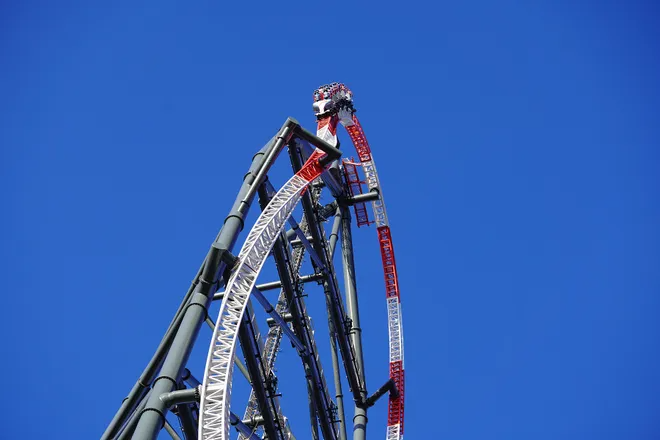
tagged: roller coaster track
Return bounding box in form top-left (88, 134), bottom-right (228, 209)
top-left (199, 83), bottom-right (405, 440)
top-left (314, 83), bottom-right (405, 439)
top-left (102, 83), bottom-right (404, 440)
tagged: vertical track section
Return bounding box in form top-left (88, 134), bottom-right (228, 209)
top-left (341, 113), bottom-right (405, 439)
top-left (107, 89), bottom-right (403, 440)
top-left (314, 83), bottom-right (406, 439)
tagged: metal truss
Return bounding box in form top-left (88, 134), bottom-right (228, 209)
top-left (103, 84), bottom-right (405, 440)
top-left (199, 159), bottom-right (323, 440)
top-left (238, 181), bottom-right (335, 440)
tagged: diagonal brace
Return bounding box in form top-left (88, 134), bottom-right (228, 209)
top-left (251, 287), bottom-right (307, 355)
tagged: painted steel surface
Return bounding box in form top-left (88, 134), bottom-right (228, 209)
top-left (314, 83), bottom-right (405, 439)
top-left (199, 151), bottom-right (327, 440)
top-left (200, 83), bottom-right (405, 440)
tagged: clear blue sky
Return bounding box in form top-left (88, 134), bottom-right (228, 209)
top-left (2, 1), bottom-right (658, 439)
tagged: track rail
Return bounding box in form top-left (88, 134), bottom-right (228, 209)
top-left (239, 182), bottom-right (329, 440)
top-left (199, 83), bottom-right (405, 440)
top-left (199, 150), bottom-right (329, 440)
top-left (314, 83), bottom-right (405, 439)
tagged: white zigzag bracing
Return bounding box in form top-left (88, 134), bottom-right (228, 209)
top-left (339, 108), bottom-right (405, 439)
top-left (199, 82), bottom-right (406, 440)
top-left (199, 172), bottom-right (314, 440)
top-left (386, 424), bottom-right (401, 440)
top-left (386, 297), bottom-right (403, 364)
top-left (361, 159), bottom-right (389, 228)
top-left (240, 185), bottom-right (326, 440)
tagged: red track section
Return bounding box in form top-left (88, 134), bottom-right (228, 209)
top-left (388, 360), bottom-right (405, 431)
top-left (377, 226), bottom-right (400, 299)
top-left (343, 160), bottom-right (372, 227)
top-left (345, 117), bottom-right (405, 438)
top-left (298, 149), bottom-right (327, 182)
top-left (314, 82), bottom-right (405, 439)
top-left (344, 121), bottom-right (372, 162)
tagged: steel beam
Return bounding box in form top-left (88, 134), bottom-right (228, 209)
top-left (258, 183), bottom-right (338, 440)
top-left (116, 389), bottom-right (151, 440)
top-left (365, 378), bottom-right (398, 407)
top-left (212, 273), bottom-right (324, 300)
top-left (289, 144), bottom-right (365, 405)
top-left (107, 119), bottom-right (352, 440)
top-left (341, 191), bottom-right (380, 206)
top-left (328, 322), bottom-right (348, 440)
top-left (292, 137), bottom-right (344, 197)
top-left (180, 369), bottom-right (200, 388)
top-left (159, 387), bottom-right (199, 408)
top-left (251, 287), bottom-right (306, 353)
top-left (131, 121), bottom-right (294, 440)
top-left (288, 119), bottom-right (342, 167)
top-left (284, 199), bottom-right (338, 242)
top-left (266, 313), bottom-right (293, 327)
top-left (308, 385), bottom-right (320, 440)
top-left (290, 235), bottom-right (316, 248)
top-left (340, 206), bottom-right (368, 440)
top-left (237, 310), bottom-right (282, 440)
top-left (252, 273), bottom-right (323, 292)
top-left (287, 215), bottom-right (326, 270)
top-left (270, 237), bottom-right (337, 440)
top-left (328, 206), bottom-right (343, 259)
top-left (101, 133), bottom-right (285, 440)
top-left (230, 413), bottom-right (261, 440)
top-left (163, 419), bottom-right (182, 440)
top-left (173, 401), bottom-right (198, 440)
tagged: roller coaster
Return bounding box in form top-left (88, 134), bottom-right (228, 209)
top-left (102, 84), bottom-right (405, 440)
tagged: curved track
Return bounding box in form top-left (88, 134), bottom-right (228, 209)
top-left (199, 150), bottom-right (327, 440)
top-left (313, 84), bottom-right (405, 440)
top-left (199, 84), bottom-right (405, 440)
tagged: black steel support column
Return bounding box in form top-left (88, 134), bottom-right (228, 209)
top-left (340, 206), bottom-right (368, 440)
top-left (237, 308), bottom-right (283, 440)
top-left (289, 144), bottom-right (364, 405)
top-left (105, 119), bottom-right (352, 440)
top-left (130, 120), bottom-right (297, 440)
top-left (329, 321), bottom-right (348, 440)
top-left (116, 390), bottom-right (152, 440)
top-left (174, 402), bottom-right (198, 440)
top-left (258, 183), bottom-right (338, 440)
top-left (328, 206), bottom-right (343, 259)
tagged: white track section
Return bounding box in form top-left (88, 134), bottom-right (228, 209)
top-left (386, 425), bottom-right (401, 440)
top-left (339, 109), bottom-right (405, 439)
top-left (340, 115), bottom-right (401, 368)
top-left (386, 297), bottom-right (403, 364)
top-left (199, 172), bottom-right (314, 440)
top-left (362, 159), bottom-right (389, 227)
top-left (240, 186), bottom-right (327, 440)
top-left (317, 124), bottom-right (335, 145)
top-left (338, 113), bottom-right (390, 228)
